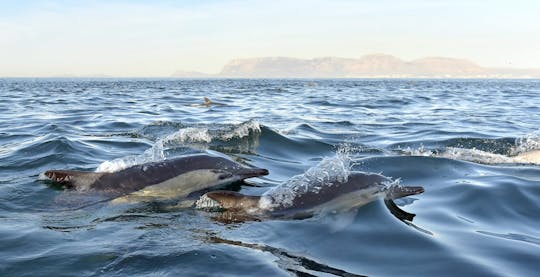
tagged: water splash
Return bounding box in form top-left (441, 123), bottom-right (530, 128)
top-left (511, 131), bottom-right (540, 155)
top-left (260, 152), bottom-right (352, 210)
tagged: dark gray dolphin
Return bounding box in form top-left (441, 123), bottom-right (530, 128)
top-left (40, 154), bottom-right (268, 202)
top-left (196, 172), bottom-right (423, 222)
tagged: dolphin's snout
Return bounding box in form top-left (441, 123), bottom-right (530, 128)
top-left (236, 167), bottom-right (269, 179)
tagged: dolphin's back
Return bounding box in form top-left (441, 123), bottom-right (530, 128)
top-left (91, 155), bottom-right (240, 193)
top-left (263, 172), bottom-right (389, 214)
top-left (42, 155), bottom-right (243, 196)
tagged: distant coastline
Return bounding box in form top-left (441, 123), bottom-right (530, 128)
top-left (172, 54), bottom-right (540, 79)
top-left (4, 54), bottom-right (539, 79)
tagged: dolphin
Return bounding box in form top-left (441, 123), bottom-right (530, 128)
top-left (40, 154), bottom-right (269, 202)
top-left (196, 172), bottom-right (424, 222)
top-left (190, 97), bottom-right (226, 107)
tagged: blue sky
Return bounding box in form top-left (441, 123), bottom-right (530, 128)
top-left (0, 0), bottom-right (539, 76)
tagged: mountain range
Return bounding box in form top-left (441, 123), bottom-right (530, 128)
top-left (172, 54), bottom-right (540, 78)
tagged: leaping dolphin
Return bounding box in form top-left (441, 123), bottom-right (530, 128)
top-left (196, 172), bottom-right (424, 222)
top-left (40, 154), bottom-right (269, 202)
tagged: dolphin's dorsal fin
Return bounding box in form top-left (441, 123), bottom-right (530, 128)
top-left (204, 97), bottom-right (212, 105)
top-left (41, 170), bottom-right (104, 190)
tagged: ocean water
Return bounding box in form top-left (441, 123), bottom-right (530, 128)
top-left (1, 78), bottom-right (539, 276)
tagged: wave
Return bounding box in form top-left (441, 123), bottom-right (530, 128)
top-left (396, 131), bottom-right (540, 165)
top-left (96, 120), bottom-right (262, 172)
top-left (95, 119), bottom-right (346, 173)
top-left (0, 134), bottom-right (98, 172)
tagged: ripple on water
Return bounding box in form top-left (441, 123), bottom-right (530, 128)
top-left (1, 79), bottom-right (540, 276)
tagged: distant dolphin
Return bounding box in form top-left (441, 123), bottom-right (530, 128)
top-left (40, 154), bottom-right (268, 202)
top-left (190, 97), bottom-right (226, 107)
top-left (196, 172), bottom-right (424, 222)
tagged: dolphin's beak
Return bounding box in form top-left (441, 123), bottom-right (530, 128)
top-left (235, 167), bottom-right (269, 179)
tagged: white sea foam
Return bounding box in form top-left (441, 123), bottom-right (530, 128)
top-left (96, 146), bottom-right (164, 173)
top-left (401, 144), bottom-right (540, 165)
top-left (260, 153), bottom-right (352, 210)
top-left (163, 127), bottom-right (212, 144)
top-left (95, 120), bottom-right (261, 172)
top-left (438, 147), bottom-right (515, 164)
top-left (222, 120), bottom-right (261, 140)
top-left (512, 131), bottom-right (540, 155)
top-left (400, 131), bottom-right (540, 165)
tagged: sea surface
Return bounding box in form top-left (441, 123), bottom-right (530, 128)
top-left (1, 78), bottom-right (539, 276)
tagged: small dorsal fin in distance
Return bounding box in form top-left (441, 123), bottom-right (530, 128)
top-left (40, 170), bottom-right (104, 190)
top-left (204, 97), bottom-right (213, 106)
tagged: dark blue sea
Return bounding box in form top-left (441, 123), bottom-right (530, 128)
top-left (1, 78), bottom-right (539, 276)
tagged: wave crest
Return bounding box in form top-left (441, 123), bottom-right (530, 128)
top-left (95, 120), bottom-right (261, 172)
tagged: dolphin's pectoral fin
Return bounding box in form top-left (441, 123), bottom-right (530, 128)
top-left (384, 198), bottom-right (416, 221)
top-left (41, 170), bottom-right (103, 190)
top-left (383, 184), bottom-right (424, 221)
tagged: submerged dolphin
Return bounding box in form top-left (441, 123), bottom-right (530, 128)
top-left (196, 172), bottom-right (424, 222)
top-left (40, 154), bottom-right (269, 202)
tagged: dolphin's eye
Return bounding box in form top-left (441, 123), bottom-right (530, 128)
top-left (218, 172), bottom-right (233, 180)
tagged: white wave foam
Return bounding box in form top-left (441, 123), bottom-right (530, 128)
top-left (401, 146), bottom-right (540, 165)
top-left (159, 120), bottom-right (260, 144)
top-left (400, 130), bottom-right (540, 165)
top-left (512, 131), bottom-right (540, 155)
top-left (163, 127), bottom-right (212, 144)
top-left (438, 147), bottom-right (515, 164)
top-left (221, 119), bottom-right (261, 140)
top-left (95, 120), bottom-right (261, 173)
top-left (260, 153), bottom-right (352, 210)
top-left (96, 143), bottom-right (165, 173)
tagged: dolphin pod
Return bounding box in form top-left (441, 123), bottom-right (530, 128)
top-left (40, 154), bottom-right (424, 222)
top-left (196, 172), bottom-right (424, 222)
top-left (40, 154), bottom-right (268, 201)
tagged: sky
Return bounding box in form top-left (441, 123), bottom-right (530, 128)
top-left (0, 0), bottom-right (539, 77)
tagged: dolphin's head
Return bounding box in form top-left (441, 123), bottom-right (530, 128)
top-left (205, 156), bottom-right (268, 183)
